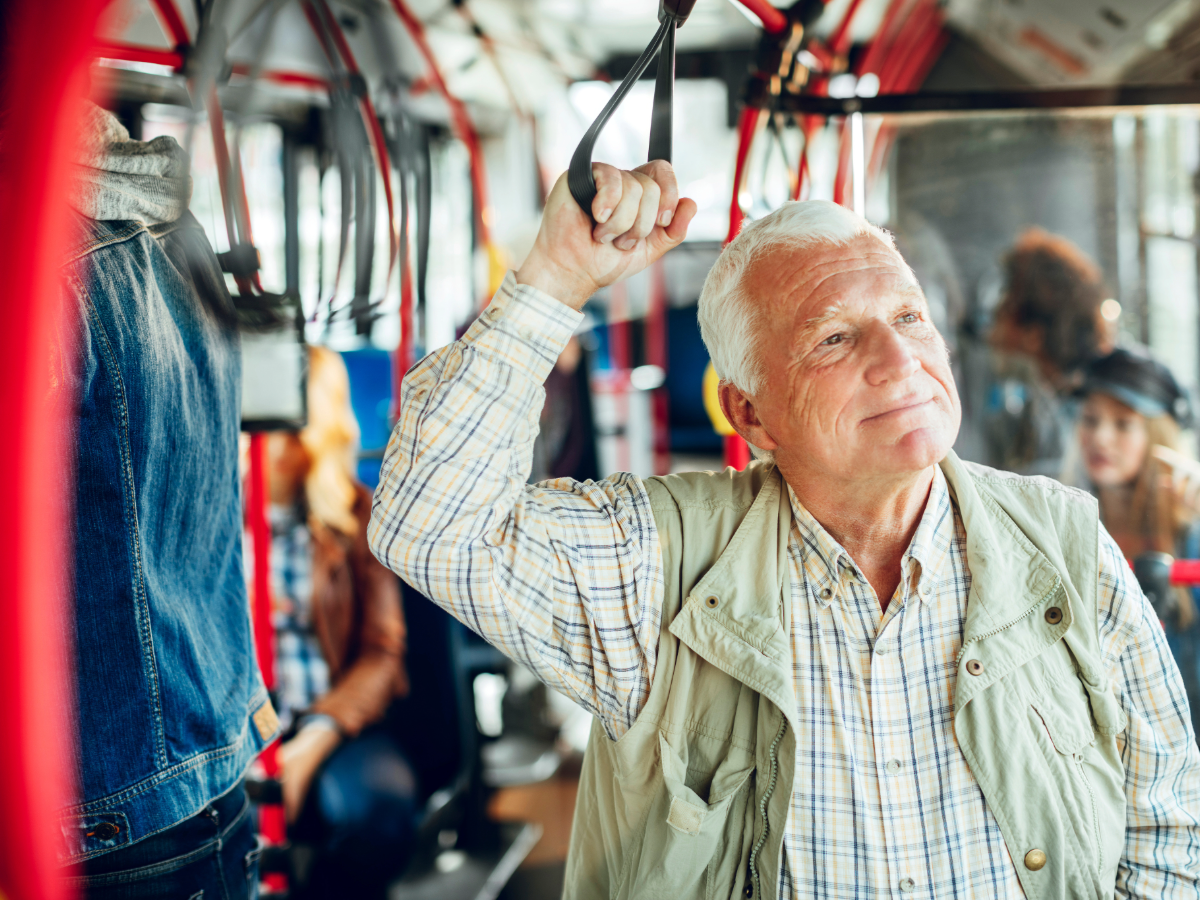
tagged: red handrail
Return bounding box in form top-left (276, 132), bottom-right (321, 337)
top-left (94, 42), bottom-right (185, 70)
top-left (149, 0), bottom-right (191, 51)
top-left (245, 434), bottom-right (286, 878)
top-left (0, 2), bottom-right (109, 898)
top-left (725, 106), bottom-right (763, 246)
top-left (734, 0), bottom-right (789, 34)
top-left (1172, 560), bottom-right (1200, 585)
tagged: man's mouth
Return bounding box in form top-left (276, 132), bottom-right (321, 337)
top-left (862, 398), bottom-right (934, 424)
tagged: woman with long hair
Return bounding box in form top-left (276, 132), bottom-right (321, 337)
top-left (254, 345), bottom-right (416, 898)
top-left (1076, 347), bottom-right (1200, 737)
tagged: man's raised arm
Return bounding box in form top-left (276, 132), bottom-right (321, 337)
top-left (368, 162), bottom-right (696, 739)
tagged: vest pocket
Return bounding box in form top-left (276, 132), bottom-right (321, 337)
top-left (614, 731), bottom-right (756, 900)
top-left (1030, 697), bottom-right (1103, 872)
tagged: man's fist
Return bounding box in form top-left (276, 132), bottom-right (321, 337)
top-left (515, 160), bottom-right (697, 310)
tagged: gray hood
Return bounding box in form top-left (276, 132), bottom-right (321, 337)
top-left (71, 103), bottom-right (191, 224)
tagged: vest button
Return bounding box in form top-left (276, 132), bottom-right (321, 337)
top-left (1044, 607), bottom-right (1063, 625)
top-left (705, 596), bottom-right (719, 609)
top-left (743, 879), bottom-right (753, 897)
top-left (966, 659), bottom-right (985, 676)
top-left (90, 822), bottom-right (119, 841)
top-left (1024, 848), bottom-right (1047, 871)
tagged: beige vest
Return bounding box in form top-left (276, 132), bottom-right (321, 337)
top-left (563, 452), bottom-right (1127, 900)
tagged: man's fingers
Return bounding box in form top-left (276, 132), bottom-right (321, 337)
top-left (591, 164), bottom-right (623, 225)
top-left (664, 197), bottom-right (697, 243)
top-left (635, 159), bottom-right (680, 227)
top-left (614, 172), bottom-right (661, 250)
top-left (594, 170), bottom-right (643, 244)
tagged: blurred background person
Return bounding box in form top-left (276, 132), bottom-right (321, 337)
top-left (529, 334), bottom-right (600, 484)
top-left (989, 228), bottom-right (1115, 476)
top-left (63, 102), bottom-right (274, 898)
top-left (255, 346), bottom-right (418, 899)
top-left (1075, 347), bottom-right (1200, 739)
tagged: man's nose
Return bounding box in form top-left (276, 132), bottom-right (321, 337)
top-left (863, 322), bottom-right (921, 386)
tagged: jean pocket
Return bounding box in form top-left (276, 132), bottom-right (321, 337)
top-left (614, 732), bottom-right (755, 900)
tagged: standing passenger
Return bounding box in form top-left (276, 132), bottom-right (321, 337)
top-left (1075, 347), bottom-right (1200, 740)
top-left (58, 103), bottom-right (276, 898)
top-left (370, 162), bottom-right (1200, 898)
top-left (988, 228), bottom-right (1113, 476)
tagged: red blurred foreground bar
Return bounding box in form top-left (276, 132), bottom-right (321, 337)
top-left (1170, 560), bottom-right (1200, 586)
top-left (0, 1), bottom-right (107, 899)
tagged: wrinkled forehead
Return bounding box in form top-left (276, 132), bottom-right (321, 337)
top-left (747, 233), bottom-right (924, 317)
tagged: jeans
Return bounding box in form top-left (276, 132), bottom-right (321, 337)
top-left (292, 730), bottom-right (419, 899)
top-left (72, 783), bottom-right (259, 900)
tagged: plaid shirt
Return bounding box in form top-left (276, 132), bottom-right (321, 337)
top-left (243, 504), bottom-right (331, 732)
top-left (370, 274), bottom-right (1200, 898)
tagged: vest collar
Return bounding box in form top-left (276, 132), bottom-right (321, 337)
top-left (667, 452), bottom-right (1072, 729)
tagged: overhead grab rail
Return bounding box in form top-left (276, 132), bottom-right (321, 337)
top-left (566, 0), bottom-right (697, 217)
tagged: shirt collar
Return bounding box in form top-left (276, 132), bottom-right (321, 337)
top-left (787, 465), bottom-right (957, 609)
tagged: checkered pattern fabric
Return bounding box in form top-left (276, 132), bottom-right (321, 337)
top-left (264, 504), bottom-right (329, 731)
top-left (370, 274), bottom-right (1200, 898)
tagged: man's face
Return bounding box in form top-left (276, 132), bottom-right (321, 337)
top-left (741, 235), bottom-right (961, 485)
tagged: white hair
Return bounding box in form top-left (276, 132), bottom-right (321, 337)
top-left (698, 201), bottom-right (907, 463)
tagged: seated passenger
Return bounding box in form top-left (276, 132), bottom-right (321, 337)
top-left (369, 162), bottom-right (1200, 897)
top-left (1075, 347), bottom-right (1200, 739)
top-left (256, 346), bottom-right (417, 899)
top-left (61, 104), bottom-right (275, 897)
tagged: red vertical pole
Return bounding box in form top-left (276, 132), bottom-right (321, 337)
top-left (646, 261), bottom-right (671, 475)
top-left (723, 109), bottom-right (760, 469)
top-left (0, 2), bottom-right (107, 899)
top-left (724, 434), bottom-right (752, 470)
top-left (246, 435), bottom-right (286, 886)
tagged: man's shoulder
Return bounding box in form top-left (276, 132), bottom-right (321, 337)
top-left (948, 456), bottom-right (1098, 523)
top-left (643, 461), bottom-right (776, 514)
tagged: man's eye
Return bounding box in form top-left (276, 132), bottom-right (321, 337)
top-left (820, 333), bottom-right (844, 346)
top-left (897, 312), bottom-right (920, 324)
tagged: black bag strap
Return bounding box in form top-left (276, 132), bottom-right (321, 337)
top-left (567, 0), bottom-right (697, 218)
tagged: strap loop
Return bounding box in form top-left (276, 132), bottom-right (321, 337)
top-left (567, 0), bottom-right (697, 218)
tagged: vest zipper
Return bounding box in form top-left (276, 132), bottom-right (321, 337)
top-left (746, 716), bottom-right (788, 899)
top-left (953, 583), bottom-right (1059, 666)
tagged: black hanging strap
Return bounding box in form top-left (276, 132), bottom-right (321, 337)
top-left (567, 0), bottom-right (697, 218)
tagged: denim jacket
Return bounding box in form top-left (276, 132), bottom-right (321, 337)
top-left (57, 213), bottom-right (279, 864)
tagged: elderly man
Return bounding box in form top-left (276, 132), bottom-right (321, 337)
top-left (369, 163), bottom-right (1200, 899)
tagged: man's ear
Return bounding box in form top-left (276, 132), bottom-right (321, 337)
top-left (718, 381), bottom-right (779, 452)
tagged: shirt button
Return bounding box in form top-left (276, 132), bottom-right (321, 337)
top-left (820, 587), bottom-right (833, 599)
top-left (885, 759), bottom-right (903, 775)
top-left (518, 327), bottom-right (534, 340)
top-left (875, 641), bottom-right (890, 656)
top-left (899, 877), bottom-right (916, 893)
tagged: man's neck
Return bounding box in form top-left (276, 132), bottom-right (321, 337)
top-left (779, 462), bottom-right (936, 610)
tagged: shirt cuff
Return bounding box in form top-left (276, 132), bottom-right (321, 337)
top-left (464, 271), bottom-right (586, 384)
